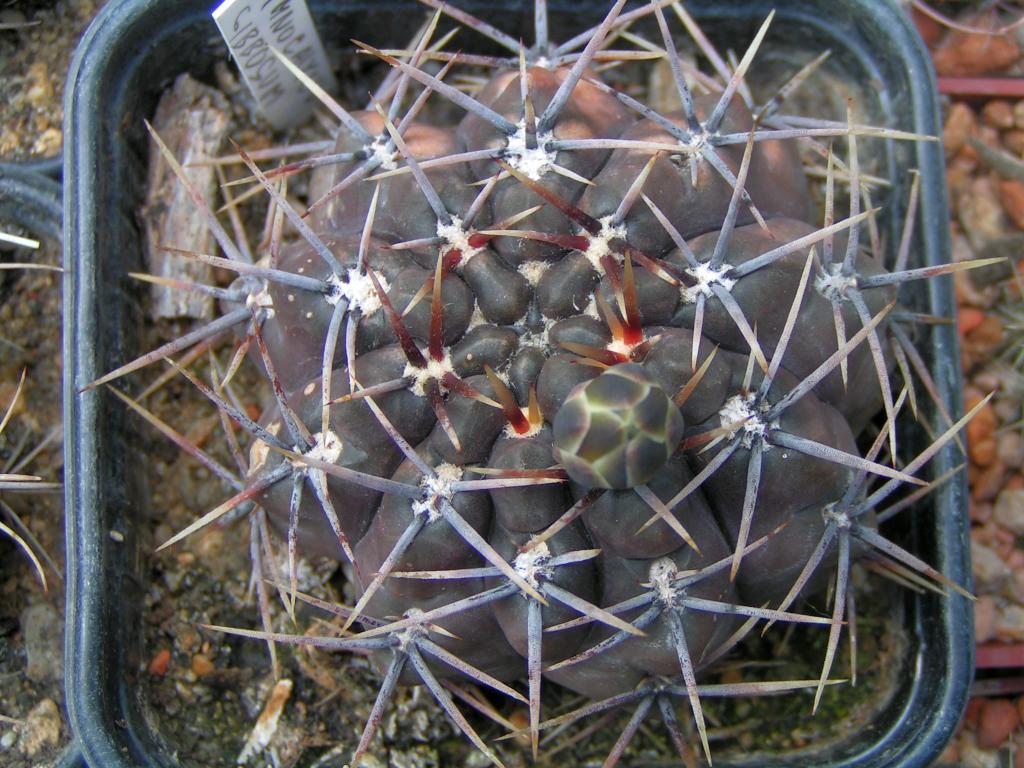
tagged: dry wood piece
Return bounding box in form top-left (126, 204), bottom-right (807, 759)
top-left (141, 74), bottom-right (230, 320)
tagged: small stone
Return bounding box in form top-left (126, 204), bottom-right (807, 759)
top-left (910, 6), bottom-right (944, 45)
top-left (1001, 180), bottom-right (1024, 230)
top-left (16, 699), bottom-right (61, 758)
top-left (959, 731), bottom-right (1001, 768)
top-left (191, 654), bottom-right (214, 677)
top-left (1, 730), bottom-right (15, 749)
top-left (967, 396), bottom-right (998, 448)
top-left (21, 604), bottom-right (63, 684)
top-left (973, 235), bottom-right (1022, 286)
top-left (984, 100), bottom-right (1015, 129)
top-left (148, 648), bottom-right (171, 676)
top-left (976, 595), bottom-right (998, 643)
top-left (998, 604), bottom-right (1024, 641)
top-left (1004, 129), bottom-right (1024, 156)
top-left (966, 697), bottom-right (985, 728)
top-left (971, 437), bottom-right (998, 467)
top-left (980, 124), bottom-right (1002, 148)
top-left (968, 316), bottom-right (1005, 354)
top-left (995, 488), bottom-right (1024, 534)
top-left (995, 397), bottom-right (1020, 423)
top-left (936, 738), bottom-right (960, 765)
top-left (945, 103), bottom-right (978, 156)
top-left (960, 177), bottom-right (1010, 248)
top-left (352, 754), bottom-right (386, 768)
top-left (960, 306), bottom-right (985, 337)
top-left (975, 461), bottom-right (1008, 502)
top-left (999, 434), bottom-right (1024, 468)
top-left (949, 156), bottom-right (978, 200)
top-left (1008, 548), bottom-right (1024, 570)
top-left (24, 62), bottom-right (52, 108)
top-left (933, 29), bottom-right (1019, 77)
top-left (1015, 100), bottom-right (1024, 129)
top-left (973, 539), bottom-right (1011, 588)
top-left (978, 698), bottom-right (1020, 748)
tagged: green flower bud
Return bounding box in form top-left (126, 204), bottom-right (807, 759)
top-left (552, 363), bottom-right (684, 489)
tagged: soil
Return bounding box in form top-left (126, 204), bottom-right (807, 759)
top-left (0, 0), bottom-right (98, 160)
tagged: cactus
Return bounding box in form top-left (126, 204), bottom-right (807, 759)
top-left (1, 235), bottom-right (62, 593)
top-left (91, 2), bottom-right (994, 765)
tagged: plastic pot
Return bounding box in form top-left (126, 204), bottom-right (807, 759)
top-left (0, 167), bottom-right (82, 768)
top-left (0, 156), bottom-right (63, 181)
top-left (0, 167), bottom-right (62, 241)
top-left (64, 1), bottom-right (968, 766)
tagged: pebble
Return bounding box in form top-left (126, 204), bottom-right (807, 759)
top-left (148, 648), bottom-right (171, 676)
top-left (967, 396), bottom-right (998, 450)
top-left (20, 603), bottom-right (63, 684)
top-left (983, 100), bottom-right (1015, 130)
top-left (949, 155), bottom-right (979, 201)
top-left (972, 436), bottom-right (998, 467)
top-left (959, 730), bottom-right (1002, 768)
top-left (967, 316), bottom-right (1005, 357)
top-left (976, 594), bottom-right (998, 643)
top-left (995, 488), bottom-right (1024, 534)
top-left (995, 397), bottom-right (1019, 423)
top-left (960, 306), bottom-right (985, 337)
top-left (978, 698), bottom-right (1020, 748)
top-left (933, 29), bottom-right (1019, 77)
top-left (1004, 129), bottom-right (1024, 156)
top-left (960, 177), bottom-right (1010, 248)
top-left (966, 697), bottom-right (985, 728)
top-left (936, 739), bottom-right (960, 765)
top-left (945, 103), bottom-right (978, 156)
top-left (976, 461), bottom-right (1008, 502)
top-left (24, 62), bottom-right (52, 109)
top-left (980, 124), bottom-right (1002, 149)
top-left (910, 6), bottom-right (944, 45)
top-left (997, 604), bottom-right (1024, 641)
top-left (16, 699), bottom-right (61, 758)
top-left (972, 539), bottom-right (1011, 588)
top-left (974, 236), bottom-right (1021, 287)
top-left (1001, 180), bottom-right (1024, 230)
top-left (192, 653), bottom-right (214, 677)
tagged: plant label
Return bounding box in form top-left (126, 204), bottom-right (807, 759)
top-left (213, 0), bottom-right (337, 129)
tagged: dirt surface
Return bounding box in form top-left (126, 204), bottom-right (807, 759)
top-left (0, 0), bottom-right (98, 161)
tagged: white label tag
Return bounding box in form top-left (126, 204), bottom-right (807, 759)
top-left (213, 0), bottom-right (337, 130)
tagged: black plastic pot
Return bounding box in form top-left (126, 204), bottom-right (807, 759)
top-left (64, 1), bottom-right (968, 766)
top-left (0, 156), bottom-right (63, 181)
top-left (0, 167), bottom-right (62, 241)
top-left (0, 167), bottom-right (82, 768)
